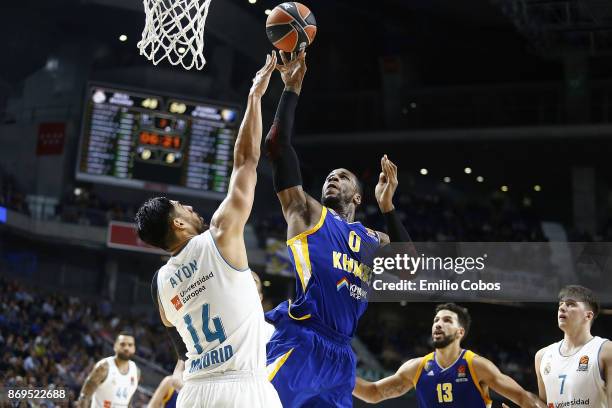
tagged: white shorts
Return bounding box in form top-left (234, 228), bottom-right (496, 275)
top-left (177, 371), bottom-right (281, 408)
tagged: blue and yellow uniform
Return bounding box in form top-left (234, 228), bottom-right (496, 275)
top-left (266, 206), bottom-right (380, 407)
top-left (161, 387), bottom-right (178, 408)
top-left (413, 350), bottom-right (492, 408)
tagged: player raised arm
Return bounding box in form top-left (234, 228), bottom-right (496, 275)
top-left (473, 355), bottom-right (546, 408)
top-left (76, 360), bottom-right (109, 408)
top-left (352, 358), bottom-right (421, 404)
top-left (209, 52), bottom-right (276, 266)
top-left (264, 50), bottom-right (323, 239)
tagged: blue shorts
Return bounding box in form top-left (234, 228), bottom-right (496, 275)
top-left (266, 315), bottom-right (356, 408)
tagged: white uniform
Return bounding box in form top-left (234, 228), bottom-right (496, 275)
top-left (90, 357), bottom-right (138, 408)
top-left (156, 230), bottom-right (281, 408)
top-left (540, 336), bottom-right (609, 408)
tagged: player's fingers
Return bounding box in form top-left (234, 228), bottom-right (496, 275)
top-left (279, 50), bottom-right (289, 65)
top-left (378, 172), bottom-right (386, 184)
top-left (265, 53), bottom-right (276, 73)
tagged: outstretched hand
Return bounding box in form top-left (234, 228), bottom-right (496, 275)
top-left (375, 154), bottom-right (399, 213)
top-left (250, 51), bottom-right (277, 98)
top-left (276, 50), bottom-right (307, 95)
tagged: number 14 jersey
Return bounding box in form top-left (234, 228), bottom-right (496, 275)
top-left (156, 230), bottom-right (268, 381)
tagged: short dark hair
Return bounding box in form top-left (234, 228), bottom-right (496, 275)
top-left (558, 285), bottom-right (600, 322)
top-left (435, 303), bottom-right (472, 339)
top-left (116, 332), bottom-right (135, 341)
top-left (135, 197), bottom-right (174, 250)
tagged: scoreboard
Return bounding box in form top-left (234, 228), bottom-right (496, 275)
top-left (76, 84), bottom-right (241, 199)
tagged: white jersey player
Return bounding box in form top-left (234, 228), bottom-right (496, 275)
top-left (535, 285), bottom-right (612, 407)
top-left (77, 333), bottom-right (140, 408)
top-left (135, 52), bottom-right (281, 408)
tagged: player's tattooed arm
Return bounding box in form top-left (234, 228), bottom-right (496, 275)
top-left (352, 358), bottom-right (420, 403)
top-left (600, 341), bottom-right (612, 406)
top-left (534, 348), bottom-right (548, 402)
top-left (474, 355), bottom-right (546, 408)
top-left (76, 360), bottom-right (109, 408)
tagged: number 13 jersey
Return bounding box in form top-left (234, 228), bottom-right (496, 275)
top-left (156, 230), bottom-right (268, 381)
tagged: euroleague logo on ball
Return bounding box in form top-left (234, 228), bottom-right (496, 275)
top-left (266, 2), bottom-right (317, 53)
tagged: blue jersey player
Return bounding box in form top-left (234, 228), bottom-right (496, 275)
top-left (263, 50), bottom-right (412, 407)
top-left (353, 303), bottom-right (547, 408)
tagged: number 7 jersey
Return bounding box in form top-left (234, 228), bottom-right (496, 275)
top-left (156, 230), bottom-right (269, 381)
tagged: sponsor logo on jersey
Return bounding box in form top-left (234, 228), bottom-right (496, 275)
top-left (335, 277), bottom-right (368, 300)
top-left (171, 295), bottom-right (183, 311)
top-left (424, 360), bottom-right (433, 373)
top-left (577, 355), bottom-right (589, 371)
top-left (177, 271), bottom-right (214, 306)
top-left (549, 399), bottom-right (590, 407)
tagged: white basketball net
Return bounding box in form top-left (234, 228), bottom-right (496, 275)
top-left (137, 0), bottom-right (212, 70)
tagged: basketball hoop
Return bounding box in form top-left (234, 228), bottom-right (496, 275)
top-left (137, 0), bottom-right (212, 70)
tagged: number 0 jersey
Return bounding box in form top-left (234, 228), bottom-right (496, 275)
top-left (413, 350), bottom-right (492, 408)
top-left (540, 336), bottom-right (608, 408)
top-left (266, 206), bottom-right (380, 338)
top-left (156, 230), bottom-right (269, 381)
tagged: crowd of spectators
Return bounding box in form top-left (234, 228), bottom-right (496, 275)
top-left (0, 277), bottom-right (175, 407)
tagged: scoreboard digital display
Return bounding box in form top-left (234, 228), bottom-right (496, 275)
top-left (76, 84), bottom-right (241, 199)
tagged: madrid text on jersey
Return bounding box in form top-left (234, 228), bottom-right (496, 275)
top-left (189, 344), bottom-right (234, 373)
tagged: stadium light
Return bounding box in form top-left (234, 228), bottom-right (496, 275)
top-left (534, 185), bottom-right (542, 192)
top-left (464, 167), bottom-right (472, 174)
top-left (501, 185), bottom-right (509, 192)
top-left (263, 280), bottom-right (271, 287)
top-left (443, 177), bottom-right (451, 183)
top-left (420, 168), bottom-right (428, 175)
top-left (119, 34), bottom-right (128, 42)
top-left (265, 9), bottom-right (272, 15)
top-left (249, 0), bottom-right (257, 4)
top-left (74, 187), bottom-right (82, 196)
top-left (476, 176), bottom-right (484, 183)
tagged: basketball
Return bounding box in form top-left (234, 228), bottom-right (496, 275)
top-left (266, 2), bottom-right (317, 53)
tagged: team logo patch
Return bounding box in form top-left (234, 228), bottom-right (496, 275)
top-left (424, 360), bottom-right (433, 373)
top-left (544, 362), bottom-right (551, 375)
top-left (577, 355), bottom-right (589, 371)
top-left (131, 376), bottom-right (135, 385)
top-left (457, 364), bottom-right (466, 378)
top-left (171, 295), bottom-right (183, 311)
top-left (455, 364), bottom-right (469, 382)
top-left (336, 277), bottom-right (349, 291)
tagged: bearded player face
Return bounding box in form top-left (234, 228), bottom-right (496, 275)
top-left (114, 335), bottom-right (136, 361)
top-left (321, 168), bottom-right (361, 210)
top-left (431, 310), bottom-right (464, 349)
